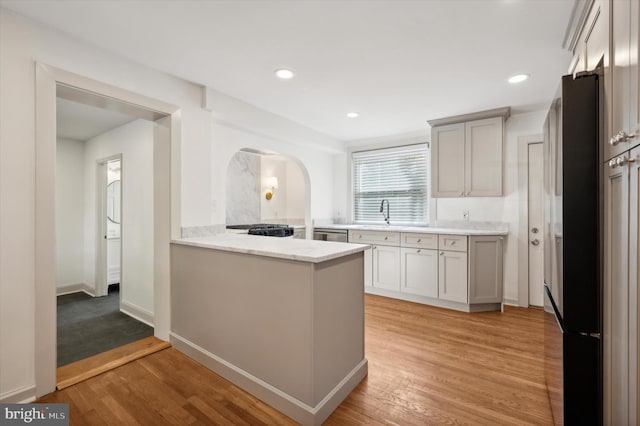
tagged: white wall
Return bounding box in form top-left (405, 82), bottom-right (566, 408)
top-left (260, 157), bottom-right (287, 221)
top-left (212, 122), bottom-right (340, 229)
top-left (0, 8), bottom-right (209, 400)
top-left (0, 8), bottom-right (344, 400)
top-left (84, 119), bottom-right (155, 315)
top-left (55, 138), bottom-right (85, 288)
top-left (501, 111), bottom-right (546, 304)
top-left (285, 160), bottom-right (305, 220)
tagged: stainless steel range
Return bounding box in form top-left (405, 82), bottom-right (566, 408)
top-left (227, 224), bottom-right (294, 237)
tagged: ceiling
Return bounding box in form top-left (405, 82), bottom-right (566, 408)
top-left (56, 97), bottom-right (136, 141)
top-left (2, 0), bottom-right (576, 142)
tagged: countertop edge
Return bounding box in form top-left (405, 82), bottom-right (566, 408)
top-left (314, 224), bottom-right (509, 236)
top-left (171, 238), bottom-right (368, 263)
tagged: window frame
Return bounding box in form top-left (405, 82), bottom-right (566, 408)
top-left (350, 143), bottom-right (430, 226)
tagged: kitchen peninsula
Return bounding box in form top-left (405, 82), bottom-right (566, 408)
top-left (170, 234), bottom-right (369, 425)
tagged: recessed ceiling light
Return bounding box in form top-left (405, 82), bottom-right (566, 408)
top-left (346, 112), bottom-right (360, 118)
top-left (275, 68), bottom-right (294, 79)
top-left (508, 74), bottom-right (529, 84)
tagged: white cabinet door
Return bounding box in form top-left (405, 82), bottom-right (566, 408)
top-left (468, 236), bottom-right (503, 304)
top-left (363, 246), bottom-right (372, 288)
top-left (431, 117), bottom-right (503, 198)
top-left (631, 0), bottom-right (640, 151)
top-left (400, 248), bottom-right (437, 298)
top-left (604, 154), bottom-right (630, 425)
top-left (465, 117), bottom-right (503, 196)
top-left (629, 147), bottom-right (640, 425)
top-left (431, 123), bottom-right (465, 197)
top-left (584, 0), bottom-right (608, 72)
top-left (609, 0), bottom-right (640, 159)
top-left (372, 245), bottom-right (400, 291)
top-left (438, 250), bottom-right (467, 304)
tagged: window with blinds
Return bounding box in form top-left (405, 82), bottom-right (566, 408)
top-left (352, 144), bottom-right (429, 225)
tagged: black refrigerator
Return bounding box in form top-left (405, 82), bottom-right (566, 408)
top-left (543, 71), bottom-right (602, 425)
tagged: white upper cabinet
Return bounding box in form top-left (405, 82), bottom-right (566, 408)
top-left (608, 0), bottom-right (640, 160)
top-left (465, 117), bottom-right (503, 197)
top-left (429, 108), bottom-right (508, 198)
top-left (431, 123), bottom-right (465, 197)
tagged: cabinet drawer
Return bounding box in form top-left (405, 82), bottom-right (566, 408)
top-left (348, 230), bottom-right (400, 246)
top-left (401, 232), bottom-right (438, 249)
top-left (438, 234), bottom-right (467, 252)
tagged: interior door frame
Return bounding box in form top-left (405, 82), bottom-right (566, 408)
top-left (97, 154), bottom-right (123, 298)
top-left (35, 63), bottom-right (181, 396)
top-left (517, 134), bottom-right (543, 307)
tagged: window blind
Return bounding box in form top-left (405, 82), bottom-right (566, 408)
top-left (352, 144), bottom-right (429, 225)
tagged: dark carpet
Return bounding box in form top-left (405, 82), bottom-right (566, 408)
top-left (57, 289), bottom-right (153, 367)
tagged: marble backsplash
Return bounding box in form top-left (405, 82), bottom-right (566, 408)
top-left (226, 151), bottom-right (261, 225)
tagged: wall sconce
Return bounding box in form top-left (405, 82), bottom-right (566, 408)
top-left (265, 176), bottom-right (279, 200)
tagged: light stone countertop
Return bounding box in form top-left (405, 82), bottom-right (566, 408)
top-left (313, 222), bottom-right (509, 236)
top-left (171, 233), bottom-right (368, 263)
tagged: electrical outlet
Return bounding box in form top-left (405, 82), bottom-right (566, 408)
top-left (462, 210), bottom-right (469, 220)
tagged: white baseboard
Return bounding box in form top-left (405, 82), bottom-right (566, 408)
top-left (0, 385), bottom-right (36, 403)
top-left (170, 332), bottom-right (368, 426)
top-left (56, 282), bottom-right (95, 297)
top-left (502, 298), bottom-right (520, 307)
top-left (365, 287), bottom-right (501, 312)
top-left (120, 300), bottom-right (154, 327)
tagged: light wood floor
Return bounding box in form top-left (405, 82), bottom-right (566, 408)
top-left (39, 294), bottom-right (552, 425)
top-left (56, 336), bottom-right (170, 390)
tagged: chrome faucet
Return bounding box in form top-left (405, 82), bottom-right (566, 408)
top-left (380, 199), bottom-right (390, 225)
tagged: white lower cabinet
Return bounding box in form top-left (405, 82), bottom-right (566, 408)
top-left (468, 236), bottom-right (504, 304)
top-left (438, 250), bottom-right (468, 303)
top-left (372, 245), bottom-right (400, 291)
top-left (349, 229), bottom-right (504, 312)
top-left (604, 146), bottom-right (639, 424)
top-left (400, 247), bottom-right (438, 298)
top-left (363, 246), bottom-right (373, 288)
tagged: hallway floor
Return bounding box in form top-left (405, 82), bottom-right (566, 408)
top-left (57, 289), bottom-right (153, 367)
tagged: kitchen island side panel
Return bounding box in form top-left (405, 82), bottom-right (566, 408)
top-left (170, 243), bottom-right (315, 405)
top-left (312, 253), bottom-right (365, 403)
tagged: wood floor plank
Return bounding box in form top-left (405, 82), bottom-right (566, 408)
top-left (56, 336), bottom-right (171, 389)
top-left (40, 295), bottom-right (552, 425)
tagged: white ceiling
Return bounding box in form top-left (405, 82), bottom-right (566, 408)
top-left (56, 98), bottom-right (136, 141)
top-left (3, 0), bottom-right (576, 142)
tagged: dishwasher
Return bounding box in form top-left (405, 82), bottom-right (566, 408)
top-left (313, 228), bottom-right (348, 242)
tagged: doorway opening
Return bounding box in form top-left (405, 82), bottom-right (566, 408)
top-left (54, 95), bottom-right (157, 370)
top-left (36, 63), bottom-right (180, 396)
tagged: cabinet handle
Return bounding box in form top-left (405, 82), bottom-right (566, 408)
top-left (451, 241), bottom-right (456, 245)
top-left (440, 252), bottom-right (444, 256)
top-left (460, 191), bottom-right (464, 196)
top-left (616, 156), bottom-right (637, 167)
top-left (417, 249), bottom-right (421, 253)
top-left (384, 236), bottom-right (388, 240)
top-left (609, 158), bottom-right (618, 168)
top-left (417, 238), bottom-right (421, 242)
top-left (610, 130), bottom-right (637, 146)
top-left (373, 246), bottom-right (377, 249)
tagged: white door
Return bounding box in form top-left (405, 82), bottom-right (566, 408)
top-left (528, 143), bottom-right (544, 307)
